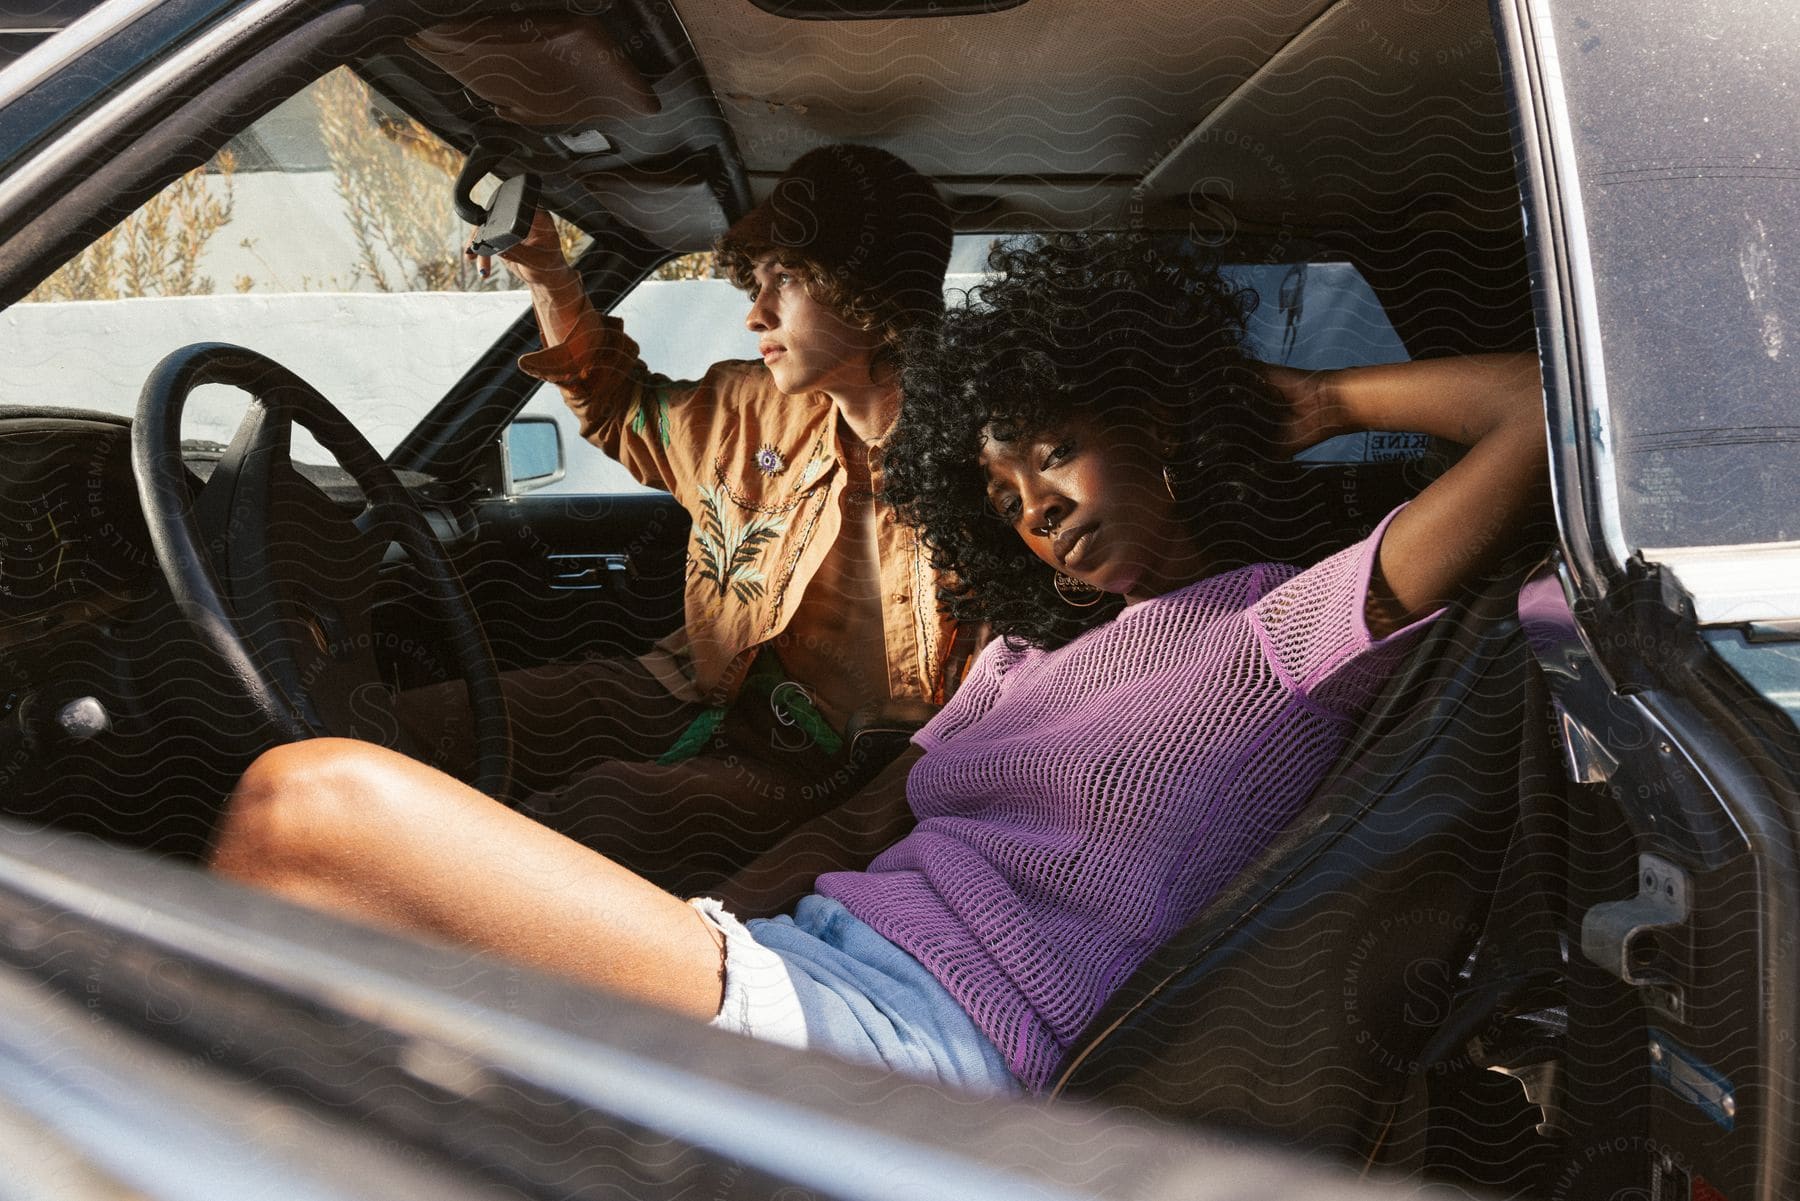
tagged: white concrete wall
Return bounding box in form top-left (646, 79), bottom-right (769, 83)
top-left (1, 263), bottom-right (1408, 496)
top-left (1, 281), bottom-right (761, 494)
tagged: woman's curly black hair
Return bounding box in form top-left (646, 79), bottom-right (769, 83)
top-left (881, 233), bottom-right (1284, 651)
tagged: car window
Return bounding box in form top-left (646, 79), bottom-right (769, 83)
top-left (2, 66), bottom-right (574, 464)
top-left (509, 241), bottom-right (987, 497)
top-left (511, 263), bottom-right (758, 496)
top-left (515, 242), bottom-right (1412, 497)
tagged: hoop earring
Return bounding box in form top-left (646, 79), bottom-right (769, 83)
top-left (1055, 572), bottom-right (1103, 608)
top-left (1162, 464), bottom-right (1179, 502)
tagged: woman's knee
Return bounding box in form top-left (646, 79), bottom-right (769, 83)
top-left (212, 738), bottom-right (404, 882)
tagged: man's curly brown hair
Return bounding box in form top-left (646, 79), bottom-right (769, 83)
top-left (715, 243), bottom-right (929, 372)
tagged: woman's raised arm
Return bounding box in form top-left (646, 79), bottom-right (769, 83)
top-left (1271, 353), bottom-right (1547, 635)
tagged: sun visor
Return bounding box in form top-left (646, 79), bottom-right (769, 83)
top-left (408, 14), bottom-right (660, 128)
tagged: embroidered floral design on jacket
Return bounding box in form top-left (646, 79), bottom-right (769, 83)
top-left (694, 483), bottom-right (787, 604)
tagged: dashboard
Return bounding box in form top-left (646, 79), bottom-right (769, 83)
top-left (0, 411), bottom-right (482, 856)
top-left (0, 414), bottom-right (244, 856)
top-left (0, 416), bottom-right (158, 631)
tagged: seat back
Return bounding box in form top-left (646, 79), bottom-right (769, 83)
top-left (1052, 574), bottom-right (1560, 1159)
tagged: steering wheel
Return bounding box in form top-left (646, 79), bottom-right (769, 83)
top-left (132, 342), bottom-right (513, 800)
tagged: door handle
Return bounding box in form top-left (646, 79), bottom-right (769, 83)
top-left (546, 553), bottom-right (631, 591)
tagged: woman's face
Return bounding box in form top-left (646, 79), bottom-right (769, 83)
top-left (978, 413), bottom-right (1209, 604)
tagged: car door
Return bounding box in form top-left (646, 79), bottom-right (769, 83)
top-left (1496, 2), bottom-right (1800, 1198)
top-left (0, 15), bottom-right (1514, 1193)
top-left (410, 265), bottom-right (761, 678)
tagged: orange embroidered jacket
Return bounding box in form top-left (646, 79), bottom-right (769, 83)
top-left (520, 311), bottom-right (963, 709)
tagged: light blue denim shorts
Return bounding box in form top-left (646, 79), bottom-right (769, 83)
top-left (694, 894), bottom-right (1019, 1095)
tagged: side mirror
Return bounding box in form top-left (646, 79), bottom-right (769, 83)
top-left (504, 416), bottom-right (564, 494)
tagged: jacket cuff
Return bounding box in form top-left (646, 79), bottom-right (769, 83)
top-left (518, 308), bottom-right (627, 384)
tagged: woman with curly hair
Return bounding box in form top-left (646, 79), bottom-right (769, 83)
top-left (212, 234), bottom-right (1546, 1096)
top-left (881, 234), bottom-right (1293, 651)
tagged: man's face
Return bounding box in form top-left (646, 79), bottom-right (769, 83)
top-left (743, 256), bottom-right (884, 397)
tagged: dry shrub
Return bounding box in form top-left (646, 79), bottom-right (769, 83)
top-left (25, 153), bottom-right (237, 302)
top-left (26, 66), bottom-right (588, 302)
top-left (315, 67), bottom-right (584, 292)
top-left (316, 67), bottom-right (477, 292)
top-left (653, 251), bottom-right (717, 281)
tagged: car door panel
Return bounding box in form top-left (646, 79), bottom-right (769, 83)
top-left (1497, 1), bottom-right (1800, 1196)
top-left (460, 491), bottom-right (690, 673)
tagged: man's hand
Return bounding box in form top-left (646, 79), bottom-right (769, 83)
top-left (469, 208), bottom-right (590, 349)
top-left (465, 208), bottom-right (572, 287)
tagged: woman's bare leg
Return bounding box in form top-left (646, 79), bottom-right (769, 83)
top-left (211, 738), bottom-right (725, 1021)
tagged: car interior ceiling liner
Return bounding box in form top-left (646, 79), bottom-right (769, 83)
top-left (407, 13), bottom-right (659, 127)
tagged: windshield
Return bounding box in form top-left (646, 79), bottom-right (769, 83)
top-left (2, 64), bottom-right (1410, 480)
top-left (2, 67), bottom-right (575, 461)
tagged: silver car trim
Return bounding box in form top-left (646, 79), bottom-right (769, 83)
top-left (0, 0), bottom-right (292, 217)
top-left (1644, 542), bottom-right (1800, 625)
top-left (1522, 0), bottom-right (1633, 581)
top-left (0, 0), bottom-right (164, 110)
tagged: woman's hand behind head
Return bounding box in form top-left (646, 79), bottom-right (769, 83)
top-left (1260, 363), bottom-right (1348, 458)
top-left (1327, 353), bottom-right (1549, 634)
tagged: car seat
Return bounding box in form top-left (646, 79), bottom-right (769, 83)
top-left (1052, 565), bottom-right (1567, 1168)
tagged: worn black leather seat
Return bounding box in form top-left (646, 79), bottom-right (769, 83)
top-left (1052, 569), bottom-right (1564, 1163)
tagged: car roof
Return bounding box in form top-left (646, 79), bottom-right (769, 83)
top-left (693, 0), bottom-right (1517, 233)
top-left (369, 0), bottom-right (1520, 253)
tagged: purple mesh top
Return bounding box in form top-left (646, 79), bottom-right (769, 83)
top-left (815, 505), bottom-right (1436, 1091)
